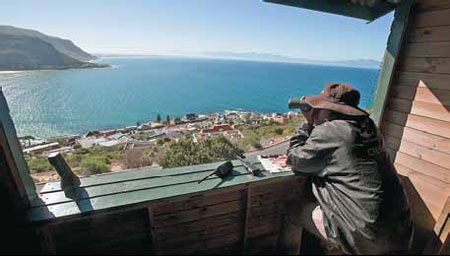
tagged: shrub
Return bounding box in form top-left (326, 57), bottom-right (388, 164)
top-left (159, 136), bottom-right (243, 168)
top-left (123, 149), bottom-right (153, 169)
top-left (274, 127), bottom-right (284, 135)
top-left (27, 157), bottom-right (53, 173)
top-left (80, 156), bottom-right (109, 175)
top-left (251, 141), bottom-right (263, 150)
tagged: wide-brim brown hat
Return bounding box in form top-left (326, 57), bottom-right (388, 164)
top-left (304, 83), bottom-right (369, 116)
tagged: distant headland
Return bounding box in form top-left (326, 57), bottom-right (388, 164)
top-left (0, 25), bottom-right (109, 71)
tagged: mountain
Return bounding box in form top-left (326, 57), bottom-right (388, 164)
top-left (0, 25), bottom-right (108, 71)
top-left (182, 51), bottom-right (381, 69)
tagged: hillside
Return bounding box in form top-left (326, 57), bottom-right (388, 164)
top-left (0, 26), bottom-right (108, 71)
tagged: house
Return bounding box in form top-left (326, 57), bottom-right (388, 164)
top-left (22, 142), bottom-right (60, 156)
top-left (200, 124), bottom-right (233, 134)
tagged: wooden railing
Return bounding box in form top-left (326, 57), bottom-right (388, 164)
top-left (30, 159), bottom-right (308, 254)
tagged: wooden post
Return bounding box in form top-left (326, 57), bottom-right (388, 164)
top-left (370, 0), bottom-right (414, 125)
top-left (242, 186), bottom-right (252, 254)
top-left (48, 152), bottom-right (80, 190)
top-left (147, 206), bottom-right (159, 255)
top-left (0, 88), bottom-right (37, 202)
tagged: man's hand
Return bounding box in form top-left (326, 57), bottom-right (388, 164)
top-left (301, 109), bottom-right (313, 125)
top-left (289, 122), bottom-right (312, 148)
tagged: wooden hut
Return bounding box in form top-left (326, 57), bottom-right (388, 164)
top-left (0, 0), bottom-right (449, 254)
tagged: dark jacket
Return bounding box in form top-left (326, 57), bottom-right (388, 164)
top-left (287, 118), bottom-right (413, 255)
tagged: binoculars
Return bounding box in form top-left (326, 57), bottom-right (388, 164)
top-left (288, 96), bottom-right (312, 112)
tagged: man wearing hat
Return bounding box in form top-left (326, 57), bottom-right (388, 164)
top-left (287, 83), bottom-right (413, 255)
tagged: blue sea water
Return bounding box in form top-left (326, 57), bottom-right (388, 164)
top-left (0, 57), bottom-right (379, 138)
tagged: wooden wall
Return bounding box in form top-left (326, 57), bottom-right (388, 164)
top-left (36, 176), bottom-right (306, 255)
top-left (381, 0), bottom-right (450, 231)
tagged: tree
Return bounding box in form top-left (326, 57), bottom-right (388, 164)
top-left (159, 136), bottom-right (243, 168)
top-left (156, 113), bottom-right (162, 123)
top-left (166, 115), bottom-right (170, 125)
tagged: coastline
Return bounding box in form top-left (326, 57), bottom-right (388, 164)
top-left (0, 63), bottom-right (110, 73)
top-left (19, 109), bottom-right (297, 140)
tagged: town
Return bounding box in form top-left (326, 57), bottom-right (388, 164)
top-left (21, 110), bottom-right (303, 183)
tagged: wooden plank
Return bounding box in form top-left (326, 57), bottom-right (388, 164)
top-left (371, 0), bottom-right (414, 125)
top-left (384, 135), bottom-right (402, 150)
top-left (243, 187), bottom-right (251, 253)
top-left (396, 163), bottom-right (449, 220)
top-left (391, 84), bottom-right (450, 105)
top-left (31, 171), bottom-right (299, 223)
top-left (389, 84), bottom-right (417, 100)
top-left (155, 211), bottom-right (243, 239)
top-left (398, 140), bottom-right (450, 169)
top-left (415, 0), bottom-right (450, 13)
top-left (251, 177), bottom-right (303, 196)
top-left (40, 160), bottom-right (247, 194)
top-left (408, 26), bottom-right (450, 43)
top-left (33, 166), bottom-right (251, 207)
top-left (152, 189), bottom-right (243, 216)
top-left (403, 42), bottom-right (450, 58)
top-left (157, 222), bottom-right (243, 250)
top-left (383, 119), bottom-right (450, 155)
top-left (412, 8), bottom-right (450, 28)
top-left (36, 225), bottom-right (56, 254)
top-left (50, 209), bottom-right (152, 254)
top-left (388, 97), bottom-right (450, 122)
top-left (406, 113), bottom-right (450, 138)
top-left (264, 0), bottom-right (391, 22)
top-left (0, 90), bottom-right (36, 201)
top-left (393, 151), bottom-right (450, 183)
top-left (383, 109), bottom-right (450, 138)
top-left (394, 71), bottom-right (450, 90)
top-left (403, 126), bottom-right (450, 154)
top-left (160, 232), bottom-right (242, 254)
top-left (383, 108), bottom-right (409, 126)
top-left (247, 233), bottom-right (279, 254)
top-left (434, 197), bottom-right (450, 240)
top-left (397, 57), bottom-right (450, 74)
top-left (154, 200), bottom-right (244, 228)
top-left (147, 207), bottom-right (158, 255)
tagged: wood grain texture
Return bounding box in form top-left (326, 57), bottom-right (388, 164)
top-left (397, 140), bottom-right (450, 169)
top-left (383, 109), bottom-right (450, 138)
top-left (408, 26), bottom-right (450, 43)
top-left (390, 84), bottom-right (450, 105)
top-left (393, 151), bottom-right (450, 183)
top-left (397, 57), bottom-right (450, 74)
top-left (415, 0), bottom-right (450, 13)
top-left (412, 8), bottom-right (450, 28)
top-left (394, 71), bottom-right (450, 90)
top-left (396, 163), bottom-right (449, 220)
top-left (387, 96), bottom-right (450, 122)
top-left (404, 42), bottom-right (450, 58)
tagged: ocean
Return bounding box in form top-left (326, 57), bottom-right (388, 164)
top-left (0, 57), bottom-right (379, 139)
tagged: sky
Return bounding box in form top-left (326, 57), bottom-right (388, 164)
top-left (1, 0), bottom-right (394, 61)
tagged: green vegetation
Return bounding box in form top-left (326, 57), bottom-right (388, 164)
top-left (236, 115), bottom-right (302, 151)
top-left (160, 136), bottom-right (243, 168)
top-left (157, 113), bottom-right (162, 123)
top-left (26, 157), bottom-right (53, 173)
top-left (80, 155), bottom-right (109, 175)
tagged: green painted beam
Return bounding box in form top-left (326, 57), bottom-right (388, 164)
top-left (0, 88), bottom-right (37, 203)
top-left (370, 0), bottom-right (413, 125)
top-left (264, 0), bottom-right (396, 21)
top-left (39, 160), bottom-right (246, 194)
top-left (33, 164), bottom-right (253, 207)
top-left (30, 159), bottom-right (297, 223)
